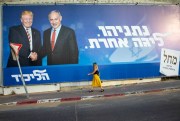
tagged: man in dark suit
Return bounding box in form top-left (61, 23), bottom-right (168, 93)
top-left (7, 10), bottom-right (42, 67)
top-left (41, 10), bottom-right (79, 65)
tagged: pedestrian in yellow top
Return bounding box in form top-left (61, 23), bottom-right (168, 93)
top-left (88, 62), bottom-right (104, 92)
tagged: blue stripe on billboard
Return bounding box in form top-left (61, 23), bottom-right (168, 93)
top-left (3, 63), bottom-right (161, 86)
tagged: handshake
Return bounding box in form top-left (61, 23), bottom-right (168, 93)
top-left (28, 52), bottom-right (38, 61)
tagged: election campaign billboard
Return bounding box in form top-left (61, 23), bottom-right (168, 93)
top-left (2, 5), bottom-right (180, 86)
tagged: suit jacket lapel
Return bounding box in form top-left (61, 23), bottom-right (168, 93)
top-left (54, 26), bottom-right (65, 50)
top-left (31, 29), bottom-right (36, 50)
top-left (19, 25), bottom-right (30, 47)
top-left (47, 29), bottom-right (52, 51)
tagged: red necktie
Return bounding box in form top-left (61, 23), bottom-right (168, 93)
top-left (26, 28), bottom-right (31, 42)
top-left (51, 29), bottom-right (56, 50)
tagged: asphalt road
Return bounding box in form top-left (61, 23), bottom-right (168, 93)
top-left (0, 89), bottom-right (180, 121)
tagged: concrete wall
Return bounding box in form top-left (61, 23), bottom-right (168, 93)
top-left (2, 78), bottom-right (161, 95)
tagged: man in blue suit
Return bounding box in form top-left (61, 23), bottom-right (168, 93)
top-left (7, 10), bottom-right (42, 67)
top-left (41, 10), bottom-right (79, 65)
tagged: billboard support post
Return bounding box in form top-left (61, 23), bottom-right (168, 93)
top-left (16, 56), bottom-right (29, 98)
top-left (10, 43), bottom-right (29, 98)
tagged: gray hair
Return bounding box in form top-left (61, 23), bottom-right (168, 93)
top-left (48, 10), bottom-right (61, 19)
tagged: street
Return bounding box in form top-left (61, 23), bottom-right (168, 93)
top-left (0, 89), bottom-right (180, 121)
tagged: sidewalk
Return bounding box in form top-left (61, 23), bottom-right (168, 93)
top-left (0, 79), bottom-right (180, 106)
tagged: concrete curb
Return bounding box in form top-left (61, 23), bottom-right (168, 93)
top-left (0, 87), bottom-right (180, 106)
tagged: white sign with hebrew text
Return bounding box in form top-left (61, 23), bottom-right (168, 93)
top-left (160, 48), bottom-right (180, 76)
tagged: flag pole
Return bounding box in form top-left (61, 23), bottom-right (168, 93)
top-left (10, 43), bottom-right (29, 98)
top-left (16, 56), bottom-right (30, 98)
